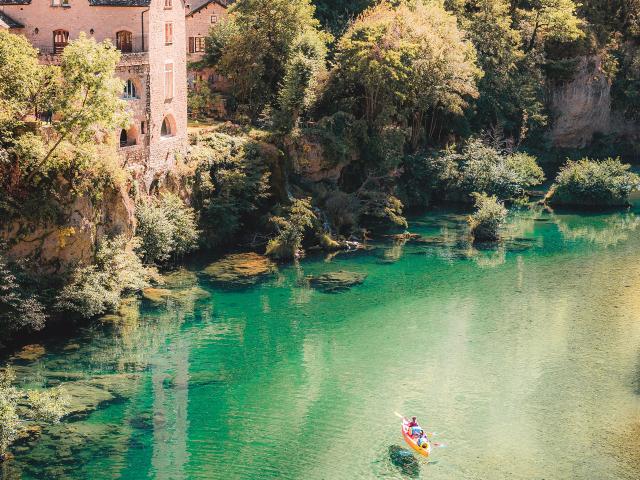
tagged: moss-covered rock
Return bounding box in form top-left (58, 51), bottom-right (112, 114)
top-left (202, 253), bottom-right (276, 287)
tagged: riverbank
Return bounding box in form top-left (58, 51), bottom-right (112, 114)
top-left (2, 206), bottom-right (640, 479)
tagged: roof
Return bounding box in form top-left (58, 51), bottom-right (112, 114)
top-left (0, 10), bottom-right (23, 28)
top-left (0, 0), bottom-right (149, 5)
top-left (187, 0), bottom-right (232, 16)
top-left (88, 0), bottom-right (151, 5)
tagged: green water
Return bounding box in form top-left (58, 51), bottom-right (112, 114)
top-left (3, 206), bottom-right (640, 479)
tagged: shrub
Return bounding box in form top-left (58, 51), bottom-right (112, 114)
top-left (546, 157), bottom-right (640, 207)
top-left (56, 236), bottom-right (152, 319)
top-left (191, 132), bottom-right (272, 248)
top-left (0, 255), bottom-right (46, 338)
top-left (266, 198), bottom-right (317, 260)
top-left (0, 367), bottom-right (67, 456)
top-left (136, 193), bottom-right (199, 265)
top-left (401, 139), bottom-right (545, 205)
top-left (468, 192), bottom-right (508, 242)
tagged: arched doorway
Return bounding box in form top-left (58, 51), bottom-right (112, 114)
top-left (119, 129), bottom-right (128, 147)
top-left (161, 116), bottom-right (175, 137)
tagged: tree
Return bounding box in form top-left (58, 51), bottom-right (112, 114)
top-left (276, 31), bottom-right (328, 131)
top-left (467, 0), bottom-right (546, 137)
top-left (332, 0), bottom-right (480, 147)
top-left (515, 0), bottom-right (584, 52)
top-left (265, 198), bottom-right (317, 260)
top-left (204, 0), bottom-right (330, 115)
top-left (42, 33), bottom-right (129, 165)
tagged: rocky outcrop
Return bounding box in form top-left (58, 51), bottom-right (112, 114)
top-left (284, 133), bottom-right (353, 183)
top-left (548, 55), bottom-right (638, 148)
top-left (0, 185), bottom-right (136, 274)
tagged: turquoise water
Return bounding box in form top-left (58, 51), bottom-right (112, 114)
top-left (3, 206), bottom-right (640, 479)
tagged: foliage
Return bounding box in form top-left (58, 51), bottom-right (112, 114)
top-left (332, 0), bottom-right (480, 148)
top-left (313, 0), bottom-right (374, 36)
top-left (516, 0), bottom-right (584, 52)
top-left (0, 32), bottom-right (129, 221)
top-left (135, 193), bottom-right (199, 265)
top-left (357, 190), bottom-right (408, 231)
top-left (468, 192), bottom-right (507, 242)
top-left (55, 236), bottom-right (152, 319)
top-left (275, 31), bottom-right (328, 131)
top-left (190, 132), bottom-right (272, 247)
top-left (188, 80), bottom-right (220, 120)
top-left (547, 157), bottom-right (640, 206)
top-left (205, 0), bottom-right (330, 115)
top-left (0, 367), bottom-right (68, 456)
top-left (265, 198), bottom-right (317, 260)
top-left (466, 0), bottom-right (546, 138)
top-left (0, 255), bottom-right (46, 338)
top-left (400, 139), bottom-right (544, 204)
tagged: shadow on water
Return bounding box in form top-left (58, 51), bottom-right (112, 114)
top-left (388, 444), bottom-right (421, 478)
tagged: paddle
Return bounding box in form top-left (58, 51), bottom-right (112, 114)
top-left (394, 411), bottom-right (440, 437)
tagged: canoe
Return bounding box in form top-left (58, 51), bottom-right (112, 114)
top-left (402, 419), bottom-right (431, 457)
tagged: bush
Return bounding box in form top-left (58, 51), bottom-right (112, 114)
top-left (56, 236), bottom-right (152, 319)
top-left (136, 193), bottom-right (199, 265)
top-left (191, 132), bottom-right (272, 248)
top-left (468, 192), bottom-right (508, 242)
top-left (266, 198), bottom-right (317, 260)
top-left (401, 139), bottom-right (545, 205)
top-left (0, 255), bottom-right (46, 338)
top-left (546, 157), bottom-right (640, 207)
top-left (0, 367), bottom-right (67, 456)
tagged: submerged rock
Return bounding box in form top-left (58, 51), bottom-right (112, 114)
top-left (142, 288), bottom-right (173, 304)
top-left (11, 344), bottom-right (46, 362)
top-left (202, 253), bottom-right (276, 287)
top-left (62, 374), bottom-right (140, 417)
top-left (388, 444), bottom-right (420, 478)
top-left (307, 270), bottom-right (367, 293)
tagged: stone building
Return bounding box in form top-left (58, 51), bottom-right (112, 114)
top-left (184, 0), bottom-right (231, 112)
top-left (0, 0), bottom-right (188, 188)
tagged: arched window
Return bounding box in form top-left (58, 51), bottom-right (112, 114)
top-left (53, 29), bottom-right (69, 54)
top-left (119, 129), bottom-right (128, 147)
top-left (161, 116), bottom-right (174, 137)
top-left (123, 79), bottom-right (137, 99)
top-left (116, 31), bottom-right (133, 53)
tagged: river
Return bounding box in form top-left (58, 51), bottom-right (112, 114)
top-left (2, 205), bottom-right (640, 479)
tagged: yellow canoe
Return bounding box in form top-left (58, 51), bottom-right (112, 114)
top-left (402, 420), bottom-right (431, 457)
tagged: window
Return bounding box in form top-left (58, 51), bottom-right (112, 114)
top-left (188, 37), bottom-right (205, 53)
top-left (141, 121), bottom-right (146, 134)
top-left (123, 79), bottom-right (137, 99)
top-left (53, 29), bottom-right (69, 54)
top-left (119, 129), bottom-right (128, 148)
top-left (116, 31), bottom-right (133, 53)
top-left (211, 15), bottom-right (218, 23)
top-left (164, 62), bottom-right (174, 99)
top-left (51, 0), bottom-right (69, 6)
top-left (161, 117), bottom-right (173, 137)
top-left (164, 0), bottom-right (172, 7)
top-left (165, 22), bottom-right (173, 45)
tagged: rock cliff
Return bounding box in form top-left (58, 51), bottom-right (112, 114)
top-left (548, 55), bottom-right (638, 148)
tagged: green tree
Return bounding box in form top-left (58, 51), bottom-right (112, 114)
top-left (332, 0), bottom-right (480, 147)
top-left (205, 0), bottom-right (330, 115)
top-left (42, 33), bottom-right (129, 164)
top-left (266, 198), bottom-right (317, 260)
top-left (515, 0), bottom-right (584, 52)
top-left (468, 192), bottom-right (507, 242)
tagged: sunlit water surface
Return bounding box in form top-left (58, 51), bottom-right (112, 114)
top-left (2, 206), bottom-right (640, 480)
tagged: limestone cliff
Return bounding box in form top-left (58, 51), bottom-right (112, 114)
top-left (548, 55), bottom-right (639, 148)
top-left (1, 185), bottom-right (136, 274)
